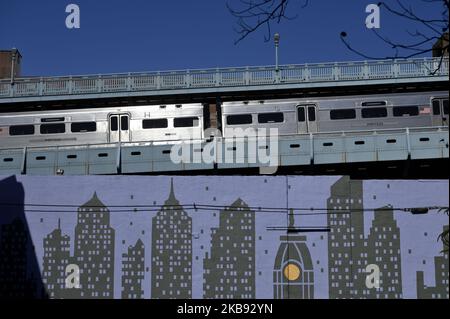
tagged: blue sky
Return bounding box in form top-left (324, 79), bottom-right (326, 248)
top-left (0, 0), bottom-right (445, 76)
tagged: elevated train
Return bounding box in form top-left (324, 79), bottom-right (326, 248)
top-left (0, 91), bottom-right (448, 149)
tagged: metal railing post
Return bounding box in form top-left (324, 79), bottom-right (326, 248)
top-left (68, 76), bottom-right (73, 94)
top-left (157, 72), bottom-right (161, 90)
top-left (333, 63), bottom-right (339, 81)
top-left (186, 70), bottom-right (191, 88)
top-left (423, 57), bottom-right (428, 76)
top-left (363, 61), bottom-right (369, 79)
top-left (215, 68), bottom-right (220, 87)
top-left (304, 64), bottom-right (310, 82)
top-left (393, 60), bottom-right (399, 78)
top-left (127, 73), bottom-right (132, 91)
top-left (97, 75), bottom-right (102, 93)
top-left (245, 67), bottom-right (250, 85)
top-left (39, 78), bottom-right (44, 96)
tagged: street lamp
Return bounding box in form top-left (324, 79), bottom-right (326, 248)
top-left (274, 33), bottom-right (280, 72)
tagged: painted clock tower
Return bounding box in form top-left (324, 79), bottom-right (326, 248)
top-left (273, 209), bottom-right (314, 299)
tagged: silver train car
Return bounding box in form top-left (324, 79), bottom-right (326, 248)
top-left (0, 103), bottom-right (204, 149)
top-left (221, 91), bottom-right (448, 138)
top-left (0, 91), bottom-right (448, 149)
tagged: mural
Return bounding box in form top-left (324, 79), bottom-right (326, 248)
top-left (0, 175), bottom-right (448, 299)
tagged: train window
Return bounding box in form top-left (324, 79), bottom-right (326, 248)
top-left (361, 107), bottom-right (388, 118)
top-left (308, 107), bottom-right (316, 121)
top-left (393, 106), bottom-right (419, 117)
top-left (444, 100), bottom-right (449, 115)
top-left (9, 125), bottom-right (35, 136)
top-left (121, 116), bottom-right (129, 130)
top-left (174, 117), bottom-right (199, 127)
top-left (143, 119), bottom-right (168, 129)
top-left (71, 122), bottom-right (96, 133)
top-left (40, 123), bottom-right (65, 134)
top-left (226, 114), bottom-right (253, 125)
top-left (432, 100), bottom-right (441, 115)
top-left (110, 117), bottom-right (118, 131)
top-left (258, 112), bottom-right (284, 124)
top-left (330, 109), bottom-right (356, 120)
top-left (362, 101), bottom-right (386, 107)
top-left (297, 108), bottom-right (305, 122)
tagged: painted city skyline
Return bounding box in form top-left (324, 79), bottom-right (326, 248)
top-left (0, 175), bottom-right (448, 299)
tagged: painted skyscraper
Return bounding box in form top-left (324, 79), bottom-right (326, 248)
top-left (327, 177), bottom-right (407, 299)
top-left (203, 198), bottom-right (255, 299)
top-left (327, 176), bottom-right (368, 298)
top-left (73, 192), bottom-right (115, 298)
top-left (121, 239), bottom-right (145, 299)
top-left (151, 179), bottom-right (192, 298)
top-left (273, 209), bottom-right (314, 299)
top-left (42, 219), bottom-right (71, 299)
top-left (367, 206), bottom-right (402, 299)
top-left (417, 225), bottom-right (449, 299)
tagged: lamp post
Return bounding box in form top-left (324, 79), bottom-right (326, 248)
top-left (274, 33), bottom-right (280, 73)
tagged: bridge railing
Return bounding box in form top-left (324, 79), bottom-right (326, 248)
top-left (0, 57), bottom-right (448, 99)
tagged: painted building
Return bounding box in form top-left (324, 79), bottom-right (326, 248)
top-left (73, 193), bottom-right (115, 298)
top-left (327, 176), bottom-right (368, 298)
top-left (273, 209), bottom-right (314, 298)
top-left (417, 225), bottom-right (449, 299)
top-left (151, 179), bottom-right (192, 298)
top-left (203, 198), bottom-right (255, 299)
top-left (121, 239), bottom-right (145, 299)
top-left (42, 220), bottom-right (71, 299)
top-left (367, 207), bottom-right (402, 298)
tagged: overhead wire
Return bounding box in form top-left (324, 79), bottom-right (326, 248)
top-left (0, 202), bottom-right (446, 215)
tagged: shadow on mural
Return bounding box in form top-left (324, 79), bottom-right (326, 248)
top-left (0, 175), bottom-right (47, 299)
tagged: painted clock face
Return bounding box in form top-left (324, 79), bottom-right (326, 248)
top-left (283, 263), bottom-right (301, 281)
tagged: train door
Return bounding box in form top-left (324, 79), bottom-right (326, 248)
top-left (297, 104), bottom-right (318, 133)
top-left (432, 98), bottom-right (449, 126)
top-left (109, 113), bottom-right (130, 143)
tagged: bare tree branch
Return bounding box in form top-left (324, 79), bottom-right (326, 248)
top-left (227, 0), bottom-right (308, 44)
top-left (228, 0), bottom-right (449, 73)
top-left (340, 0), bottom-right (448, 73)
top-left (437, 208), bottom-right (449, 253)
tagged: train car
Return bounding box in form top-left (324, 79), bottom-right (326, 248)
top-left (221, 91), bottom-right (448, 137)
top-left (0, 91), bottom-right (448, 149)
top-left (0, 103), bottom-right (204, 149)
